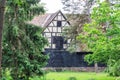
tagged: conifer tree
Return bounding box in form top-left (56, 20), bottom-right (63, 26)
top-left (2, 0), bottom-right (48, 79)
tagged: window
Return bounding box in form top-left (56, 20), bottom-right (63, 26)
top-left (57, 21), bottom-right (62, 27)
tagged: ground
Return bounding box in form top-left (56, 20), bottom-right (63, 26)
top-left (31, 72), bottom-right (116, 80)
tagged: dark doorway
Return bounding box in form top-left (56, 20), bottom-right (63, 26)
top-left (52, 36), bottom-right (67, 50)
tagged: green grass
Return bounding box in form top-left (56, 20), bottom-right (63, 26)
top-left (45, 72), bottom-right (115, 80)
top-left (30, 72), bottom-right (116, 80)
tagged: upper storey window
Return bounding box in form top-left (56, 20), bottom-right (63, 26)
top-left (57, 21), bottom-right (62, 27)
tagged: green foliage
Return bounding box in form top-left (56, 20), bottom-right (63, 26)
top-left (2, 69), bottom-right (13, 80)
top-left (107, 59), bottom-right (120, 76)
top-left (2, 0), bottom-right (48, 80)
top-left (30, 75), bottom-right (46, 80)
top-left (77, 1), bottom-right (120, 76)
top-left (62, 0), bottom-right (95, 52)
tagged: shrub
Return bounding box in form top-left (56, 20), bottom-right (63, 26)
top-left (107, 59), bottom-right (120, 76)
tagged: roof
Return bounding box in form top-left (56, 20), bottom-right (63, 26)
top-left (27, 10), bottom-right (65, 28)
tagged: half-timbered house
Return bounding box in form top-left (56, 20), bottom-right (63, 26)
top-left (28, 10), bottom-right (105, 70)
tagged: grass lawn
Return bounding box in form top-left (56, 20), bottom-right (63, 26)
top-left (31, 72), bottom-right (116, 80)
top-left (46, 72), bottom-right (115, 80)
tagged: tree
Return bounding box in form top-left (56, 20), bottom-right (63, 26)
top-left (61, 0), bottom-right (95, 52)
top-left (62, 0), bottom-right (95, 14)
top-left (2, 0), bottom-right (48, 79)
top-left (77, 0), bottom-right (120, 76)
top-left (0, 0), bottom-right (6, 78)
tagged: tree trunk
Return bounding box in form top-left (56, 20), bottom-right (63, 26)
top-left (0, 0), bottom-right (6, 78)
top-left (94, 63), bottom-right (98, 73)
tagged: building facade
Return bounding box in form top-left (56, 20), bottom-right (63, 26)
top-left (28, 10), bottom-right (105, 68)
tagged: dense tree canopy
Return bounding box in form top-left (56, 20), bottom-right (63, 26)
top-left (2, 0), bottom-right (48, 80)
top-left (62, 0), bottom-right (120, 76)
top-left (77, 1), bottom-right (120, 76)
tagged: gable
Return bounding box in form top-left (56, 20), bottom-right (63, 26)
top-left (46, 10), bottom-right (70, 28)
top-left (44, 10), bottom-right (70, 33)
top-left (54, 12), bottom-right (66, 21)
top-left (28, 10), bottom-right (71, 50)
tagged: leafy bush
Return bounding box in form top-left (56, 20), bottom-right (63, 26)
top-left (107, 59), bottom-right (120, 76)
